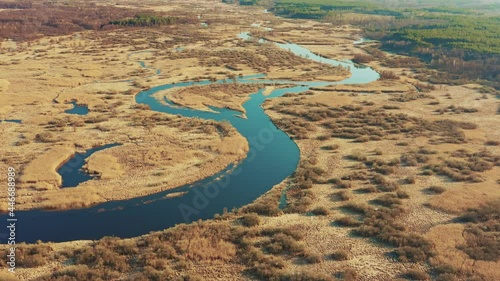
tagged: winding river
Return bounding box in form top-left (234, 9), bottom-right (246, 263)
top-left (1, 33), bottom-right (378, 243)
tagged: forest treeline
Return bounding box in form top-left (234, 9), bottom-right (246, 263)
top-left (233, 0), bottom-right (500, 89)
top-left (110, 15), bottom-right (177, 27)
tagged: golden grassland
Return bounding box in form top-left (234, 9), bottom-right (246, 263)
top-left (0, 0), bottom-right (498, 280)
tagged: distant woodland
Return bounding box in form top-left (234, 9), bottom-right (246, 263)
top-left (0, 1), bottom-right (186, 42)
top-left (235, 0), bottom-right (500, 89)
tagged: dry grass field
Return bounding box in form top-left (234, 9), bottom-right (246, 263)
top-left (0, 0), bottom-right (498, 280)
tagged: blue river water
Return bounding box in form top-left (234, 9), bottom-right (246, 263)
top-left (58, 144), bottom-right (121, 188)
top-left (0, 33), bottom-right (378, 243)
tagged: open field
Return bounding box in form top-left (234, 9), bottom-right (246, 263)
top-left (0, 0), bottom-right (498, 280)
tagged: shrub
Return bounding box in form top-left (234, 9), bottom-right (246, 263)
top-left (373, 194), bottom-right (402, 207)
top-left (377, 181), bottom-right (400, 192)
top-left (335, 191), bottom-right (351, 201)
top-left (397, 191), bottom-right (410, 199)
top-left (184, 274), bottom-right (205, 281)
top-left (426, 186), bottom-right (446, 194)
top-left (458, 225), bottom-right (500, 261)
top-left (35, 132), bottom-right (57, 143)
top-left (286, 271), bottom-right (334, 281)
top-left (339, 268), bottom-right (358, 281)
top-left (245, 201), bottom-right (281, 216)
top-left (346, 152), bottom-right (368, 162)
top-left (335, 216), bottom-right (361, 227)
top-left (357, 186), bottom-right (378, 193)
top-left (330, 250), bottom-right (349, 261)
top-left (287, 196), bottom-right (314, 213)
top-left (396, 246), bottom-right (428, 262)
top-left (265, 233), bottom-right (304, 255)
top-left (485, 140), bottom-right (500, 146)
top-left (337, 181), bottom-right (353, 189)
top-left (321, 144), bottom-right (339, 150)
top-left (311, 206), bottom-right (329, 216)
top-left (352, 53), bottom-right (374, 64)
top-left (380, 70), bottom-right (399, 80)
top-left (404, 269), bottom-right (429, 280)
top-left (17, 254), bottom-right (46, 267)
top-left (421, 169), bottom-right (433, 176)
top-left (405, 176), bottom-right (416, 184)
top-left (433, 264), bottom-right (457, 275)
top-left (435, 273), bottom-right (459, 281)
top-left (374, 165), bottom-right (395, 175)
top-left (459, 200), bottom-right (500, 223)
top-left (301, 250), bottom-right (322, 264)
top-left (382, 105), bottom-right (401, 110)
top-left (342, 202), bottom-right (373, 215)
top-left (354, 135), bottom-right (370, 142)
top-left (241, 214), bottom-right (260, 227)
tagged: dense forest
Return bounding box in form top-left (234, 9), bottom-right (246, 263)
top-left (234, 0), bottom-right (500, 89)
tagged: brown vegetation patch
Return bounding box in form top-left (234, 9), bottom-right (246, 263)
top-left (0, 1), bottom-right (141, 41)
